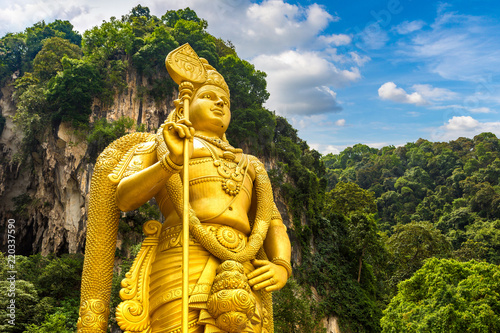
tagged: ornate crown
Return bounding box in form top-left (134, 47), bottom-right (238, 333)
top-left (199, 58), bottom-right (230, 97)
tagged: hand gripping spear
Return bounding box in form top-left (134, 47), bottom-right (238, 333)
top-left (165, 44), bottom-right (207, 333)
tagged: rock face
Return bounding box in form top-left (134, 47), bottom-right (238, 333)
top-left (0, 68), bottom-right (176, 255)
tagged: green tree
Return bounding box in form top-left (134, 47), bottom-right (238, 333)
top-left (381, 258), bottom-right (500, 333)
top-left (326, 183), bottom-right (382, 283)
top-left (0, 33), bottom-right (26, 82)
top-left (326, 182), bottom-right (377, 216)
top-left (436, 207), bottom-right (477, 248)
top-left (225, 106), bottom-right (275, 155)
top-left (461, 219), bottom-right (500, 264)
top-left (24, 20), bottom-right (81, 70)
top-left (32, 36), bottom-right (82, 81)
top-left (0, 280), bottom-right (39, 333)
top-left (82, 17), bottom-right (135, 59)
top-left (218, 54), bottom-right (270, 109)
top-left (162, 7), bottom-right (208, 29)
top-left (170, 19), bottom-right (217, 66)
top-left (386, 221), bottom-right (451, 291)
top-left (24, 313), bottom-right (71, 333)
top-left (46, 57), bottom-right (103, 126)
top-left (132, 25), bottom-right (178, 75)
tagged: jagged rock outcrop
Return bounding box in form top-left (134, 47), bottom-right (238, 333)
top-left (0, 68), bottom-right (176, 255)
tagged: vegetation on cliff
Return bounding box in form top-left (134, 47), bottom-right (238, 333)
top-left (1, 5), bottom-right (500, 333)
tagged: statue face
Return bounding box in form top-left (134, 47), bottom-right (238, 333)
top-left (190, 85), bottom-right (231, 136)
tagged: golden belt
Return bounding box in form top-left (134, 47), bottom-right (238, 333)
top-left (158, 224), bottom-right (248, 253)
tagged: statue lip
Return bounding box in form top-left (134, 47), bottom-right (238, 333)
top-left (211, 108), bottom-right (225, 116)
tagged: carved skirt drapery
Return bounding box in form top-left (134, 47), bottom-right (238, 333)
top-left (149, 224), bottom-right (265, 333)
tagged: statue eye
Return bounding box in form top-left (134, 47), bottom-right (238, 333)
top-left (203, 94), bottom-right (211, 99)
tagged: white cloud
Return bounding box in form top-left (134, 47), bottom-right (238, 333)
top-left (378, 82), bottom-right (427, 105)
top-left (349, 52), bottom-right (370, 66)
top-left (335, 119), bottom-right (346, 126)
top-left (429, 104), bottom-right (497, 115)
top-left (469, 107), bottom-right (494, 113)
top-left (412, 84), bottom-right (457, 101)
top-left (0, 0), bottom-right (91, 35)
top-left (319, 33), bottom-right (352, 46)
top-left (291, 114), bottom-right (332, 129)
top-left (309, 143), bottom-right (344, 155)
top-left (254, 50), bottom-right (360, 115)
top-left (393, 20), bottom-right (426, 34)
top-left (445, 116), bottom-right (479, 131)
top-left (397, 11), bottom-right (500, 81)
top-left (357, 22), bottom-right (389, 50)
top-left (432, 116), bottom-right (500, 141)
top-left (363, 142), bottom-right (389, 149)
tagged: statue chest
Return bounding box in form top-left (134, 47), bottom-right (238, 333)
top-left (188, 149), bottom-right (252, 203)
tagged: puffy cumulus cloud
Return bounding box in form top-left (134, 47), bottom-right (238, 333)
top-left (432, 116), bottom-right (500, 141)
top-left (238, 1), bottom-right (336, 57)
top-left (411, 84), bottom-right (457, 101)
top-left (393, 20), bottom-right (426, 34)
top-left (253, 50), bottom-right (361, 115)
top-left (378, 82), bottom-right (427, 105)
top-left (445, 116), bottom-right (479, 131)
top-left (397, 10), bottom-right (500, 81)
top-left (0, 0), bottom-right (90, 35)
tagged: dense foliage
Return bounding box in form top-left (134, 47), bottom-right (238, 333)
top-left (2, 5), bottom-right (500, 333)
top-left (323, 134), bottom-right (500, 265)
top-left (381, 258), bottom-right (500, 332)
top-left (0, 253), bottom-right (83, 332)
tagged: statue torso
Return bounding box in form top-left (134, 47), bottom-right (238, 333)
top-left (156, 137), bottom-right (255, 235)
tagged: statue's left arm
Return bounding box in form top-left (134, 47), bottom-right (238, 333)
top-left (248, 195), bottom-right (292, 292)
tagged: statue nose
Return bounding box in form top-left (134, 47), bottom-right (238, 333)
top-left (215, 98), bottom-right (224, 107)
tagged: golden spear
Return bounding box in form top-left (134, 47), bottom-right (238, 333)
top-left (165, 43), bottom-right (207, 333)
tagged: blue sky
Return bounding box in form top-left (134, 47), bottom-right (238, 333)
top-left (1, 0), bottom-right (500, 154)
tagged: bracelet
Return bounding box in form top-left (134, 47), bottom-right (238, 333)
top-left (159, 154), bottom-right (183, 174)
top-left (272, 257), bottom-right (292, 278)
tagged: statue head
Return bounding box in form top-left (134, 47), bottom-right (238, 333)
top-left (172, 58), bottom-right (231, 139)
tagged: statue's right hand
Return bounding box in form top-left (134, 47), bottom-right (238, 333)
top-left (163, 119), bottom-right (194, 165)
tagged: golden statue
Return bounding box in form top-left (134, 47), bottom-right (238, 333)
top-left (76, 44), bottom-right (291, 333)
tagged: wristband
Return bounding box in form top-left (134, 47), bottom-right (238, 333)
top-left (159, 154), bottom-right (182, 173)
top-left (272, 257), bottom-right (292, 279)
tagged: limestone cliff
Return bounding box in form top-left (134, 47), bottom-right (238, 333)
top-left (0, 67), bottom-right (176, 255)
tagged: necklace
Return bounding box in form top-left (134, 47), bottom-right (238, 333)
top-left (193, 135), bottom-right (248, 196)
top-left (193, 133), bottom-right (243, 154)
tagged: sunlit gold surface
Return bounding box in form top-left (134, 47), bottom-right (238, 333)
top-left (77, 44), bottom-right (291, 333)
